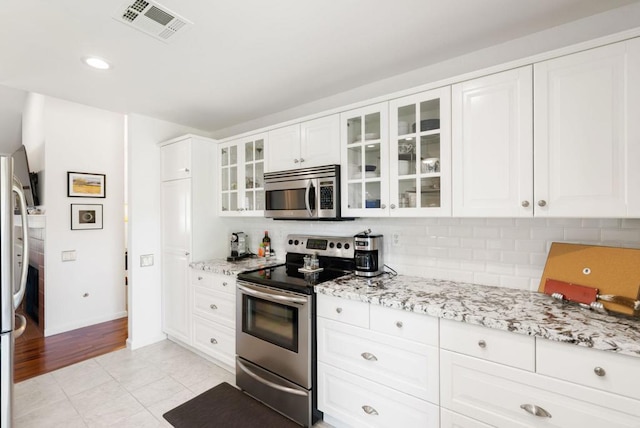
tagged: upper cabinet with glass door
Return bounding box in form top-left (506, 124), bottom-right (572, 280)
top-left (389, 87), bottom-right (451, 216)
top-left (220, 134), bottom-right (265, 216)
top-left (341, 103), bottom-right (389, 217)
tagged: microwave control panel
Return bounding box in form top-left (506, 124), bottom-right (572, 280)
top-left (319, 181), bottom-right (334, 210)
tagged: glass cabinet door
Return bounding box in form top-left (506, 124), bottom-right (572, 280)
top-left (243, 137), bottom-right (265, 213)
top-left (341, 102), bottom-right (389, 217)
top-left (220, 144), bottom-right (238, 213)
top-left (389, 87), bottom-right (451, 216)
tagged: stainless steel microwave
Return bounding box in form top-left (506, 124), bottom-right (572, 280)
top-left (264, 164), bottom-right (341, 220)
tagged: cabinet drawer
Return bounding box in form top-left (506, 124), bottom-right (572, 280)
top-left (440, 318), bottom-right (535, 371)
top-left (441, 408), bottom-right (493, 428)
top-left (192, 286), bottom-right (235, 327)
top-left (441, 350), bottom-right (640, 428)
top-left (317, 294), bottom-right (369, 328)
top-left (536, 338), bottom-right (640, 401)
top-left (318, 362), bottom-right (439, 428)
top-left (191, 271), bottom-right (236, 294)
top-left (370, 304), bottom-right (438, 346)
top-left (318, 317), bottom-right (438, 403)
top-left (192, 316), bottom-right (235, 368)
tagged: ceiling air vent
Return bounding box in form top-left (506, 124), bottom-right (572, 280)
top-left (113, 0), bottom-right (193, 43)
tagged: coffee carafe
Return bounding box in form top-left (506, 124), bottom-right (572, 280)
top-left (354, 230), bottom-right (384, 277)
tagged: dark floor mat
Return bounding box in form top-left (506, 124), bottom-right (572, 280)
top-left (162, 382), bottom-right (301, 427)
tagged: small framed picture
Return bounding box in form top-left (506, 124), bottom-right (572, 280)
top-left (67, 172), bottom-right (106, 198)
top-left (71, 204), bottom-right (103, 230)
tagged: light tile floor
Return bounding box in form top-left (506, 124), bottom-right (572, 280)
top-left (14, 340), bottom-right (332, 427)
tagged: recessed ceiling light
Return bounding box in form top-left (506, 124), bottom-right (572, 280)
top-left (83, 56), bottom-right (111, 70)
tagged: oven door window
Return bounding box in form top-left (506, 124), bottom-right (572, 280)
top-left (242, 295), bottom-right (299, 352)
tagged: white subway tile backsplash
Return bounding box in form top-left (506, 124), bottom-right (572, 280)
top-left (219, 216), bottom-right (640, 292)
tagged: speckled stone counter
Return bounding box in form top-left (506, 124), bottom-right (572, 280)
top-left (315, 274), bottom-right (640, 358)
top-left (190, 258), bottom-right (284, 276)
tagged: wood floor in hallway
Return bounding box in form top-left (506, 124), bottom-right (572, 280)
top-left (13, 317), bottom-right (128, 383)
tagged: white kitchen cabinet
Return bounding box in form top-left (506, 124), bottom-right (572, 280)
top-left (266, 114), bottom-right (340, 172)
top-left (219, 134), bottom-right (265, 216)
top-left (452, 67), bottom-right (533, 217)
top-left (388, 86), bottom-right (451, 216)
top-left (317, 294), bottom-right (440, 426)
top-left (190, 271), bottom-right (236, 370)
top-left (341, 102), bottom-right (390, 217)
top-left (318, 362), bottom-right (440, 428)
top-left (160, 135), bottom-right (216, 344)
top-left (441, 408), bottom-right (493, 428)
top-left (534, 38), bottom-right (640, 217)
top-left (440, 350), bottom-right (640, 428)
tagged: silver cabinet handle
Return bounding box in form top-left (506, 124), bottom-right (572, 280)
top-left (537, 200), bottom-right (547, 207)
top-left (361, 352), bottom-right (378, 361)
top-left (294, 158), bottom-right (299, 163)
top-left (222, 282), bottom-right (228, 286)
top-left (362, 405), bottom-right (379, 416)
top-left (381, 204), bottom-right (386, 209)
top-left (478, 339), bottom-right (487, 348)
top-left (520, 404), bottom-right (552, 418)
top-left (336, 307), bottom-right (342, 314)
top-left (396, 321), bottom-right (403, 328)
top-left (181, 168), bottom-right (190, 173)
top-left (521, 200), bottom-right (530, 207)
top-left (594, 366), bottom-right (606, 377)
top-left (185, 252), bottom-right (190, 256)
top-left (299, 158), bottom-right (305, 163)
top-left (390, 204), bottom-right (396, 209)
top-left (210, 304), bottom-right (217, 310)
top-left (210, 338), bottom-right (217, 344)
top-left (198, 276), bottom-right (203, 280)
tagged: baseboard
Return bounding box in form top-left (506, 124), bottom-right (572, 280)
top-left (44, 311), bottom-right (128, 337)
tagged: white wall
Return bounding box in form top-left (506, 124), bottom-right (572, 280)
top-left (0, 85), bottom-right (27, 155)
top-left (126, 114), bottom-right (209, 350)
top-left (217, 217), bottom-right (640, 291)
top-left (42, 97), bottom-right (126, 335)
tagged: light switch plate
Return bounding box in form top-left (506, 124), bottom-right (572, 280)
top-left (61, 250), bottom-right (76, 262)
top-left (140, 254), bottom-right (154, 267)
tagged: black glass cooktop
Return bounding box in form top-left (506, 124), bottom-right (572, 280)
top-left (237, 263), bottom-right (350, 295)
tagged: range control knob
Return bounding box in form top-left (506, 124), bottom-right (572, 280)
top-left (344, 243), bottom-right (350, 250)
top-left (337, 243), bottom-right (342, 249)
top-left (288, 239), bottom-right (293, 245)
top-left (329, 242), bottom-right (335, 248)
top-left (294, 240), bottom-right (299, 245)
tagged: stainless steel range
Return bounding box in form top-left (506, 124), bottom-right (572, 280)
top-left (236, 234), bottom-right (355, 427)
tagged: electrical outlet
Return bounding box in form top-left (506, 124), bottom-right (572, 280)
top-left (140, 254), bottom-right (154, 267)
top-left (392, 233), bottom-right (400, 246)
top-left (61, 250), bottom-right (76, 262)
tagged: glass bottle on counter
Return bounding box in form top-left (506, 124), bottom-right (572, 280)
top-left (262, 231), bottom-right (271, 257)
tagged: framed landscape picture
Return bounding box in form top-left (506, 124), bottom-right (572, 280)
top-left (71, 204), bottom-right (103, 230)
top-left (67, 172), bottom-right (106, 198)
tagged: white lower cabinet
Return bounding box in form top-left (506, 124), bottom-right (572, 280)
top-left (317, 294), bottom-right (439, 427)
top-left (440, 408), bottom-right (493, 428)
top-left (440, 350), bottom-right (640, 428)
top-left (318, 362), bottom-right (439, 428)
top-left (189, 270), bottom-right (236, 369)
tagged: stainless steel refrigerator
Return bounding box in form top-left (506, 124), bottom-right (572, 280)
top-left (1, 155), bottom-right (29, 428)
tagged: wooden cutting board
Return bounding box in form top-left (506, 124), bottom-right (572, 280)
top-left (539, 242), bottom-right (640, 316)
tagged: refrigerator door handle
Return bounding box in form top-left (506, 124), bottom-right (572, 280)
top-left (14, 313), bottom-right (26, 338)
top-left (12, 176), bottom-right (29, 309)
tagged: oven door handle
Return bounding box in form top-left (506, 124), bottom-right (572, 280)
top-left (237, 359), bottom-right (308, 397)
top-left (304, 180), bottom-right (314, 217)
top-left (238, 284), bottom-right (308, 305)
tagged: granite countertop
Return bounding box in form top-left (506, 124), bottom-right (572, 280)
top-left (190, 257), bottom-right (284, 276)
top-left (315, 274), bottom-right (640, 358)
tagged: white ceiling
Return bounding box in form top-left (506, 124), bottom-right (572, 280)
top-left (1, 0), bottom-right (638, 137)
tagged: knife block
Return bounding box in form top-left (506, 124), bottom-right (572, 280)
top-left (538, 242), bottom-right (640, 316)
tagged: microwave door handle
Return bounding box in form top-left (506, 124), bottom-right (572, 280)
top-left (304, 180), bottom-right (314, 217)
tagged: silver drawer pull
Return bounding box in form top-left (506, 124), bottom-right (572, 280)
top-left (362, 405), bottom-right (379, 416)
top-left (594, 366), bottom-right (606, 377)
top-left (520, 404), bottom-right (552, 418)
top-left (222, 281), bottom-right (228, 286)
top-left (395, 321), bottom-right (403, 328)
top-left (336, 307), bottom-right (342, 314)
top-left (210, 304), bottom-right (218, 310)
top-left (478, 339), bottom-right (487, 348)
top-left (198, 276), bottom-right (203, 280)
top-left (361, 352), bottom-right (378, 361)
top-left (210, 338), bottom-right (218, 344)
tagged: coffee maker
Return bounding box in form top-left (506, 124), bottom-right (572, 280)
top-left (228, 232), bottom-right (249, 261)
top-left (354, 230), bottom-right (384, 277)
